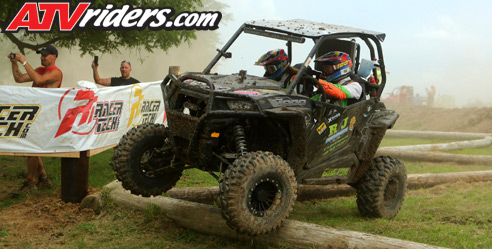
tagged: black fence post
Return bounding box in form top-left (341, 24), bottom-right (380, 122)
top-left (60, 151), bottom-right (89, 203)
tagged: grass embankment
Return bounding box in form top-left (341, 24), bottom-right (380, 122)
top-left (1, 138), bottom-right (491, 248)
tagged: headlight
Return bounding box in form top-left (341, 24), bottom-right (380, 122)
top-left (226, 100), bottom-right (257, 111)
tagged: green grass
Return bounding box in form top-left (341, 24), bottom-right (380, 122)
top-left (89, 150), bottom-right (117, 187)
top-left (290, 181), bottom-right (492, 248)
top-left (0, 156), bottom-right (62, 209)
top-left (0, 150), bottom-right (116, 189)
top-left (175, 168), bottom-right (218, 188)
top-left (0, 227), bottom-right (8, 238)
top-left (59, 207), bottom-right (262, 249)
top-left (405, 161), bottom-right (492, 174)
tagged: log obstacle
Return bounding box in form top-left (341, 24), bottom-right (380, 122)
top-left (79, 130), bottom-right (492, 248)
top-left (101, 181), bottom-right (445, 249)
top-left (379, 136), bottom-right (492, 152)
top-left (84, 170), bottom-right (492, 247)
top-left (376, 149), bottom-right (492, 165)
top-left (164, 170), bottom-right (492, 203)
top-left (385, 130), bottom-right (491, 140)
top-left (82, 170), bottom-right (492, 209)
top-left (379, 130), bottom-right (492, 165)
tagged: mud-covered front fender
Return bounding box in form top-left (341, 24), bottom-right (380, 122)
top-left (369, 110), bottom-right (399, 129)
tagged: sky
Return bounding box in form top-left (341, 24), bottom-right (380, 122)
top-left (1, 0), bottom-right (492, 107)
top-left (213, 0), bottom-right (492, 107)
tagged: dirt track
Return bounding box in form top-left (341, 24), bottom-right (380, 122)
top-left (390, 105), bottom-right (492, 133)
top-left (0, 195), bottom-right (96, 247)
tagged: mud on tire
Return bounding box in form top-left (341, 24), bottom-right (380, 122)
top-left (356, 156), bottom-right (407, 218)
top-left (218, 151), bottom-right (297, 236)
top-left (111, 123), bottom-right (183, 197)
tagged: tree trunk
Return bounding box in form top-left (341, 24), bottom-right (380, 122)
top-left (107, 183), bottom-right (444, 249)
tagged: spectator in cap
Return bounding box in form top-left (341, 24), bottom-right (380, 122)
top-left (7, 44), bottom-right (63, 192)
top-left (92, 59), bottom-right (140, 86)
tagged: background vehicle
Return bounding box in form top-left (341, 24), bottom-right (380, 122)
top-left (383, 85), bottom-right (415, 105)
top-left (111, 19), bottom-right (406, 236)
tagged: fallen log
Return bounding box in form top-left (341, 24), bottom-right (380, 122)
top-left (376, 149), bottom-right (492, 165)
top-left (107, 183), bottom-right (444, 249)
top-left (379, 136), bottom-right (492, 152)
top-left (80, 180), bottom-right (123, 213)
top-left (83, 169), bottom-right (491, 248)
top-left (167, 170), bottom-right (492, 203)
top-left (166, 186), bottom-right (220, 204)
top-left (166, 185), bottom-right (355, 203)
top-left (407, 170), bottom-right (492, 189)
top-left (385, 130), bottom-right (491, 140)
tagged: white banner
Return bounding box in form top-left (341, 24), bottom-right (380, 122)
top-left (0, 82), bottom-right (165, 153)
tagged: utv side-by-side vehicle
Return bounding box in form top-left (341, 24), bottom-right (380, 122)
top-left (111, 19), bottom-right (406, 236)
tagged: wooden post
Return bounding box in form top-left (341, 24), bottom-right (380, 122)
top-left (60, 151), bottom-right (89, 203)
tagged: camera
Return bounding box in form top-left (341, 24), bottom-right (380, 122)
top-left (9, 53), bottom-right (16, 59)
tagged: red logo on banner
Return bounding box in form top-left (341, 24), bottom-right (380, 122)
top-left (55, 89), bottom-right (124, 138)
top-left (55, 89), bottom-right (98, 138)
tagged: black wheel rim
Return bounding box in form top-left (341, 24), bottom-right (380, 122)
top-left (383, 176), bottom-right (398, 207)
top-left (138, 142), bottom-right (175, 179)
top-left (247, 178), bottom-right (279, 217)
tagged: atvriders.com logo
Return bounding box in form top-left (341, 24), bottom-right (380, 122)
top-left (2, 1), bottom-right (222, 32)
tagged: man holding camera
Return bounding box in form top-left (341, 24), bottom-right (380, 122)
top-left (7, 44), bottom-right (63, 192)
top-left (91, 59), bottom-right (140, 86)
top-left (9, 44), bottom-right (62, 88)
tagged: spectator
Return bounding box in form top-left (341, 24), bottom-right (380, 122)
top-left (92, 60), bottom-right (140, 86)
top-left (398, 86), bottom-right (409, 105)
top-left (8, 44), bottom-right (62, 192)
top-left (426, 85), bottom-right (436, 107)
top-left (315, 51), bottom-right (362, 106)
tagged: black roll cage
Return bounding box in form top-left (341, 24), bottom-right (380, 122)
top-left (203, 21), bottom-right (387, 99)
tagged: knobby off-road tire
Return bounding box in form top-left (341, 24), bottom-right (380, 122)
top-left (218, 151), bottom-right (297, 236)
top-left (356, 156), bottom-right (407, 218)
top-left (111, 123), bottom-right (183, 197)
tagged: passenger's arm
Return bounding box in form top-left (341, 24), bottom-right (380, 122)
top-left (318, 80), bottom-right (362, 100)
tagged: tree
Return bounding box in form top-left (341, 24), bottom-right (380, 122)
top-left (0, 0), bottom-right (206, 55)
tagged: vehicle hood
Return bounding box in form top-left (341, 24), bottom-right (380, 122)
top-left (190, 74), bottom-right (283, 92)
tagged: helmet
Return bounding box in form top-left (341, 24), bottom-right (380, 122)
top-left (255, 49), bottom-right (289, 80)
top-left (315, 51), bottom-right (353, 82)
